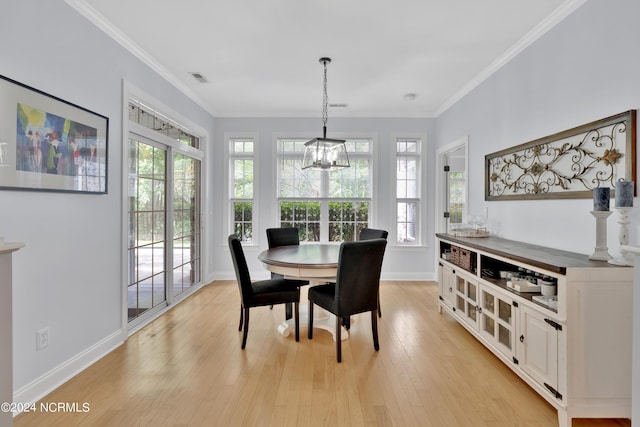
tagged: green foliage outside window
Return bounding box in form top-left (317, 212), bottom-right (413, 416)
top-left (280, 201), bottom-right (320, 241)
top-left (234, 201), bottom-right (253, 241)
top-left (328, 201), bottom-right (369, 241)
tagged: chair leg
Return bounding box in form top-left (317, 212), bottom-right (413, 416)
top-left (241, 308), bottom-right (250, 349)
top-left (294, 302), bottom-right (300, 342)
top-left (308, 301), bottom-right (314, 339)
top-left (285, 302), bottom-right (293, 320)
top-left (378, 291), bottom-right (382, 317)
top-left (238, 305), bottom-right (243, 331)
top-left (371, 310), bottom-right (379, 351)
top-left (336, 316), bottom-right (342, 363)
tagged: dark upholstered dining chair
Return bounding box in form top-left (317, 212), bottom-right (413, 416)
top-left (359, 228), bottom-right (388, 318)
top-left (266, 227), bottom-right (305, 280)
top-left (307, 238), bottom-right (387, 362)
top-left (228, 234), bottom-right (305, 349)
top-left (359, 227), bottom-right (389, 241)
top-left (265, 228), bottom-right (309, 317)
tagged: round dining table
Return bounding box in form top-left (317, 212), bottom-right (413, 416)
top-left (258, 243), bottom-right (348, 341)
top-left (258, 243), bottom-right (340, 280)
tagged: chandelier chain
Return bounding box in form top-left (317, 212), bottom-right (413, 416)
top-left (322, 61), bottom-right (328, 127)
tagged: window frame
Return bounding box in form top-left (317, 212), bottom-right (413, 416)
top-left (225, 133), bottom-right (259, 245)
top-left (392, 133), bottom-right (426, 246)
top-left (229, 137), bottom-right (255, 243)
top-left (274, 133), bottom-right (375, 243)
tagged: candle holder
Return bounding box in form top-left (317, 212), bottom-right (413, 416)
top-left (590, 211), bottom-right (612, 261)
top-left (608, 207), bottom-right (634, 266)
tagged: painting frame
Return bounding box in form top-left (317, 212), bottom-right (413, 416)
top-left (485, 110), bottom-right (636, 201)
top-left (0, 74), bottom-right (108, 194)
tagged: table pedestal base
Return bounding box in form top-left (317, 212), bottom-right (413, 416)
top-left (277, 306), bottom-right (349, 342)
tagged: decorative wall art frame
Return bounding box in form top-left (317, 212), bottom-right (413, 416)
top-left (485, 110), bottom-right (636, 201)
top-left (0, 74), bottom-right (108, 194)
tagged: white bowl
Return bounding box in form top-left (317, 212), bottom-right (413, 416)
top-left (541, 284), bottom-right (556, 296)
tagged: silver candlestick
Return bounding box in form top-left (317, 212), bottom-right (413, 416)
top-left (608, 207), bottom-right (634, 266)
top-left (590, 211), bottom-right (612, 261)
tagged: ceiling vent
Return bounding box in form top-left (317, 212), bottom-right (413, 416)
top-left (189, 72), bottom-right (208, 83)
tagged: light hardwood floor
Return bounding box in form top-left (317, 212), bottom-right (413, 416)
top-left (14, 281), bottom-right (631, 427)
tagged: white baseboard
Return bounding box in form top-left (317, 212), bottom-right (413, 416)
top-left (12, 329), bottom-right (126, 416)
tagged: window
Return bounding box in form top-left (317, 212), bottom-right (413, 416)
top-left (230, 139), bottom-right (254, 242)
top-left (396, 138), bottom-right (421, 244)
top-left (129, 100), bottom-right (199, 148)
top-left (277, 138), bottom-right (372, 242)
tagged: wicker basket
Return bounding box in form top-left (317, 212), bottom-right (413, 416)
top-left (457, 247), bottom-right (475, 272)
top-left (451, 246), bottom-right (461, 265)
top-left (449, 227), bottom-right (489, 238)
top-left (450, 245), bottom-right (477, 273)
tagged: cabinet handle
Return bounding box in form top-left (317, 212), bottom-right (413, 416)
top-left (449, 287), bottom-right (452, 293)
top-left (520, 335), bottom-right (524, 343)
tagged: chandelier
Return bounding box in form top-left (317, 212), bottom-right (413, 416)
top-left (302, 57), bottom-right (349, 171)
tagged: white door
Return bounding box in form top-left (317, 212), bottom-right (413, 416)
top-left (518, 304), bottom-right (560, 398)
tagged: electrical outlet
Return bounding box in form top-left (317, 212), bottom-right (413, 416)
top-left (37, 327), bottom-right (49, 351)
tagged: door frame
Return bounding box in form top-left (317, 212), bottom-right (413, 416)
top-left (121, 80), bottom-right (207, 334)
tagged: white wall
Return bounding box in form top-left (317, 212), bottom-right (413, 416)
top-left (210, 117), bottom-right (436, 281)
top-left (436, 0), bottom-right (640, 255)
top-left (0, 0), bottom-right (215, 401)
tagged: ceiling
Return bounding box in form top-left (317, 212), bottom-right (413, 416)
top-left (69, 0), bottom-right (583, 118)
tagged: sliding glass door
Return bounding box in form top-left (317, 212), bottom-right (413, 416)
top-left (172, 153), bottom-right (200, 297)
top-left (127, 136), bottom-right (201, 324)
top-left (127, 137), bottom-right (168, 322)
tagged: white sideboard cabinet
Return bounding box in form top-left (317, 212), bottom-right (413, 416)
top-left (436, 233), bottom-right (633, 427)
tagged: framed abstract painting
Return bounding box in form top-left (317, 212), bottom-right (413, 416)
top-left (0, 74), bottom-right (108, 194)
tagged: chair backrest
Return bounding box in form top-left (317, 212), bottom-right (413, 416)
top-left (228, 234), bottom-right (254, 304)
top-left (335, 238), bottom-right (387, 316)
top-left (266, 227), bottom-right (300, 248)
top-left (359, 228), bottom-right (388, 241)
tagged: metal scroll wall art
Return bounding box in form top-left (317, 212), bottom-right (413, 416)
top-left (485, 110), bottom-right (636, 200)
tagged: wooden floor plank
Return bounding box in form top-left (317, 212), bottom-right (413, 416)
top-left (14, 280), bottom-right (631, 427)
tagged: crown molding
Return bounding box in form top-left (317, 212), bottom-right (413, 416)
top-left (64, 0), bottom-right (217, 117)
top-left (65, 0), bottom-right (586, 120)
top-left (435, 0), bottom-right (587, 117)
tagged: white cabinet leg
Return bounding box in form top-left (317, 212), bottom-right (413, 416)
top-left (557, 408), bottom-right (570, 427)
